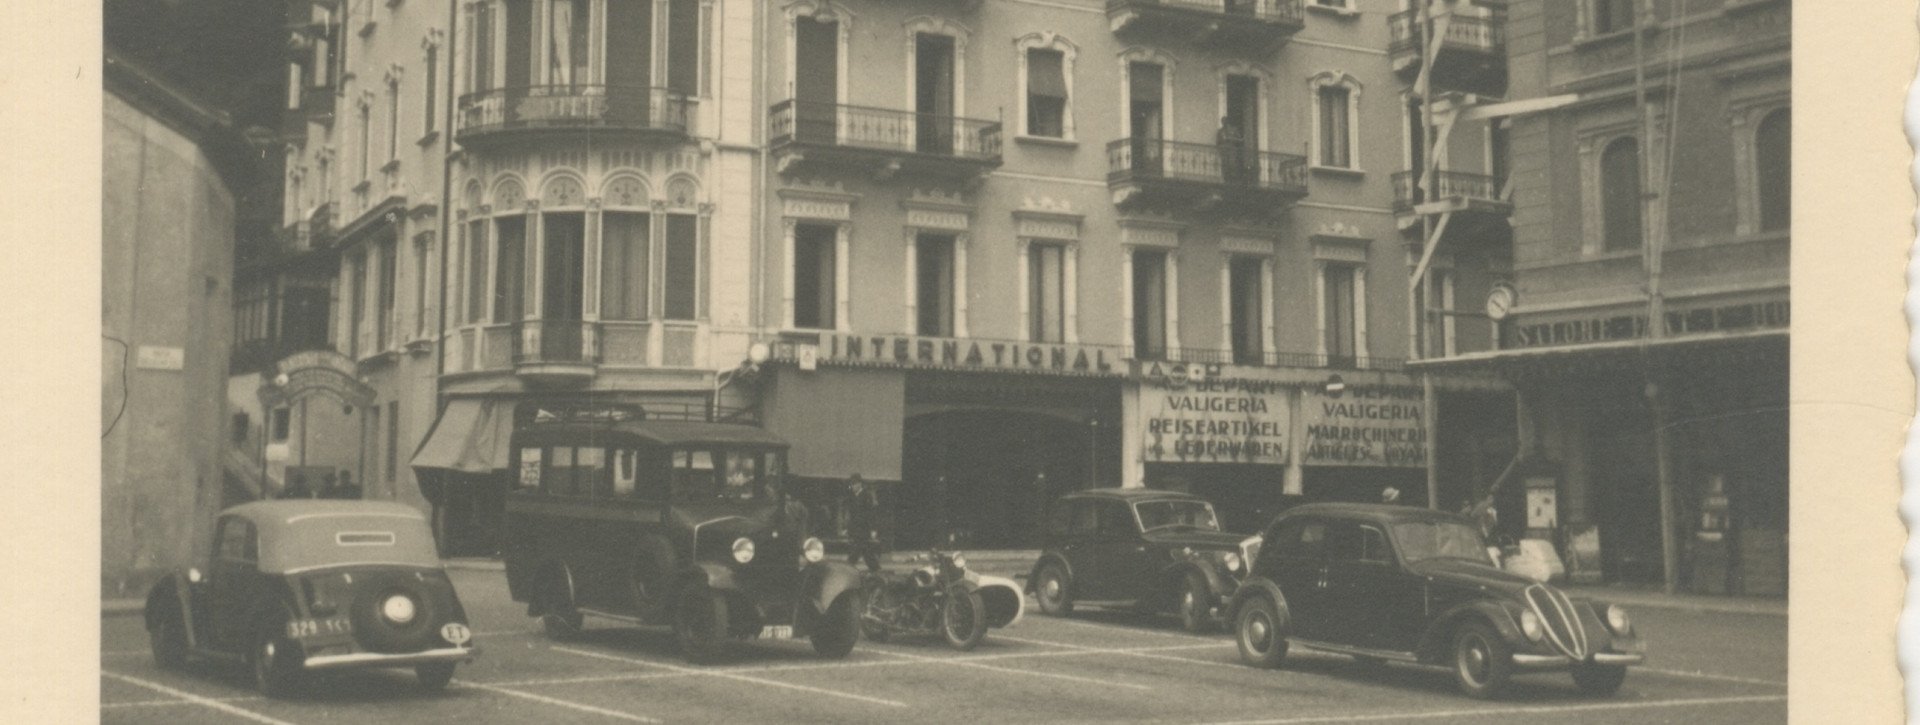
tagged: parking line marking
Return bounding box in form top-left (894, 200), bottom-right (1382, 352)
top-left (1194, 694), bottom-right (1788, 724)
top-left (866, 648), bottom-right (1154, 691)
top-left (103, 696), bottom-right (265, 709)
top-left (1637, 667), bottom-right (1787, 687)
top-left (459, 681), bottom-right (662, 723)
top-left (551, 646), bottom-right (910, 708)
top-left (100, 671), bottom-right (297, 725)
top-left (993, 633), bottom-right (1247, 671)
top-left (1043, 615), bottom-right (1224, 642)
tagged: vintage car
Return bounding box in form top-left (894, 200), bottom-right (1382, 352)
top-left (501, 407), bottom-right (864, 661)
top-left (143, 500), bottom-right (478, 696)
top-left (1228, 503), bottom-right (1644, 698)
top-left (1026, 488), bottom-right (1254, 632)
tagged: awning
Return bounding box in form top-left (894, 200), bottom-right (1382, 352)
top-left (410, 399), bottom-right (516, 474)
top-left (1407, 328), bottom-right (1787, 377)
top-left (762, 367), bottom-right (904, 481)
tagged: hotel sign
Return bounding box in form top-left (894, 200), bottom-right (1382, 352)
top-left (780, 334), bottom-right (1121, 376)
top-left (1139, 363), bottom-right (1291, 465)
top-left (1302, 384), bottom-right (1428, 467)
top-left (1506, 300), bottom-right (1789, 349)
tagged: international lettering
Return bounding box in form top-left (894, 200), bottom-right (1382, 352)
top-left (820, 334), bottom-right (1113, 374)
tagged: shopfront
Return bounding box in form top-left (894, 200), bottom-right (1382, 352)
top-left (1414, 326), bottom-right (1789, 596)
top-left (763, 333), bottom-right (1125, 550)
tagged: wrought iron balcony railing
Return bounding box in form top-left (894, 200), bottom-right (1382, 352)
top-left (511, 319), bottom-right (601, 367)
top-left (456, 85), bottom-right (691, 140)
top-left (1392, 170), bottom-right (1506, 211)
top-left (769, 100), bottom-right (1003, 163)
top-left (1107, 138), bottom-right (1309, 195)
top-left (1389, 9), bottom-right (1506, 57)
top-left (1108, 0), bottom-right (1305, 26)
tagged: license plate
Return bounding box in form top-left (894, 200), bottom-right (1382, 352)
top-left (758, 625), bottom-right (794, 640)
top-left (287, 617), bottom-right (352, 638)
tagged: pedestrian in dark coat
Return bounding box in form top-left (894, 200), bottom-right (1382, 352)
top-left (845, 474), bottom-right (882, 572)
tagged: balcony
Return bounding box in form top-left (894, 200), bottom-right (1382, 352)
top-left (769, 100), bottom-right (1002, 181)
top-left (511, 319), bottom-right (600, 384)
top-left (1388, 9), bottom-right (1507, 96)
top-left (1107, 138), bottom-right (1308, 216)
top-left (1107, 0), bottom-right (1304, 52)
top-left (1392, 170), bottom-right (1512, 246)
top-left (455, 85), bottom-right (692, 150)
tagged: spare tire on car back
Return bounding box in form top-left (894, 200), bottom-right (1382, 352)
top-left (348, 570), bottom-right (443, 653)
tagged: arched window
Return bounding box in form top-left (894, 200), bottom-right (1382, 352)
top-left (1600, 137), bottom-right (1641, 252)
top-left (1755, 109), bottom-right (1790, 232)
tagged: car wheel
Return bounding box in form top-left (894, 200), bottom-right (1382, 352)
top-left (811, 591), bottom-right (861, 658)
top-left (941, 586), bottom-right (987, 652)
top-left (1177, 571), bottom-right (1214, 634)
top-left (1451, 621), bottom-right (1514, 699)
top-left (540, 567), bottom-right (585, 641)
top-left (673, 585), bottom-right (729, 663)
top-left (250, 635), bottom-right (301, 698)
top-left (148, 615), bottom-right (187, 669)
top-left (416, 662), bottom-right (457, 691)
top-left (1235, 595), bottom-right (1288, 668)
top-left (1033, 563), bottom-right (1074, 616)
top-left (1571, 663), bottom-right (1627, 696)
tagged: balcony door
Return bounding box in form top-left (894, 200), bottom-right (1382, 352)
top-left (915, 34), bottom-right (956, 155)
top-left (1128, 62), bottom-right (1164, 176)
top-left (542, 214), bottom-right (586, 360)
top-left (606, 0), bottom-right (653, 126)
top-left (1223, 75), bottom-right (1260, 184)
top-left (794, 15), bottom-right (838, 144)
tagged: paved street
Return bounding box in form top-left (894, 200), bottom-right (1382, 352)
top-left (101, 567), bottom-right (1784, 724)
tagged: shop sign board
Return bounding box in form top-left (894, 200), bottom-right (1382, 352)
top-left (781, 334), bottom-right (1121, 376)
top-left (1139, 362), bottom-right (1291, 465)
top-left (1301, 384), bottom-right (1428, 467)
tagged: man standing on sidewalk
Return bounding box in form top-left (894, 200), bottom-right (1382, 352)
top-left (844, 474), bottom-right (882, 572)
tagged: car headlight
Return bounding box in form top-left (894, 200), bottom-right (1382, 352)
top-left (732, 537), bottom-right (755, 565)
top-left (1221, 551), bottom-right (1242, 573)
top-left (950, 553), bottom-right (967, 570)
top-left (382, 593), bottom-right (417, 625)
top-left (1605, 604), bottom-right (1632, 635)
top-left (802, 537), bottom-right (824, 563)
top-left (1519, 608), bottom-right (1543, 641)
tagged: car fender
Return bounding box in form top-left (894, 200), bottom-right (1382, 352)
top-left (1225, 576), bottom-right (1292, 635)
top-left (525, 561), bottom-right (578, 618)
top-left (678, 562), bottom-right (742, 593)
top-left (1025, 551), bottom-right (1073, 593)
top-left (144, 572), bottom-right (201, 650)
top-left (799, 560), bottom-right (864, 615)
top-left (1160, 560), bottom-right (1235, 603)
top-left (973, 574), bottom-right (1026, 628)
top-left (1419, 599), bottom-right (1526, 662)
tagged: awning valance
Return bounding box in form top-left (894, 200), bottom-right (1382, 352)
top-left (410, 399), bottom-right (516, 474)
top-left (763, 368), bottom-right (905, 481)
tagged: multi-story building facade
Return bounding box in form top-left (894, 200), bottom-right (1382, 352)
top-left (1414, 0), bottom-right (1790, 595)
top-left (747, 0), bottom-right (1508, 548)
top-left (258, 0), bottom-right (1529, 554)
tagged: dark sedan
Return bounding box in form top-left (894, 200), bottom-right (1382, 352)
top-left (143, 500), bottom-right (477, 696)
top-left (1228, 503), bottom-right (1644, 698)
top-left (1027, 489), bottom-right (1256, 632)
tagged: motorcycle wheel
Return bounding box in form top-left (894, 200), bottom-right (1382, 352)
top-left (941, 586), bottom-right (987, 651)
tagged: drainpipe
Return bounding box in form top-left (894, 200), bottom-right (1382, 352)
top-left (1630, 0), bottom-right (1679, 596)
top-left (433, 0), bottom-right (459, 413)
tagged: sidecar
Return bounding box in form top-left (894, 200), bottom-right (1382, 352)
top-left (972, 574), bottom-right (1025, 630)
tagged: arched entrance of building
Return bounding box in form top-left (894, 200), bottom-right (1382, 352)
top-left (899, 407), bottom-right (1109, 550)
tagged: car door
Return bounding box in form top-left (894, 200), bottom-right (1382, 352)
top-left (1264, 516), bottom-right (1333, 642)
top-left (1054, 499), bottom-right (1100, 595)
top-left (207, 516), bottom-right (261, 650)
top-left (1095, 501), bottom-right (1157, 604)
top-left (1328, 522), bottom-right (1426, 651)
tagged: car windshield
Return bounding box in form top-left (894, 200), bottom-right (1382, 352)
top-left (1134, 500), bottom-right (1221, 532)
top-left (1391, 520), bottom-right (1492, 564)
top-left (671, 448), bottom-right (779, 504)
